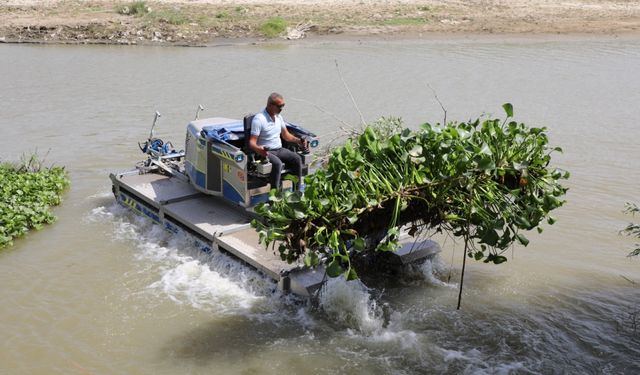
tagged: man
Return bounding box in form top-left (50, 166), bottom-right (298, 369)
top-left (249, 92), bottom-right (307, 190)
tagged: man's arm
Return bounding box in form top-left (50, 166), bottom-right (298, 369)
top-left (281, 126), bottom-right (307, 147)
top-left (249, 135), bottom-right (268, 158)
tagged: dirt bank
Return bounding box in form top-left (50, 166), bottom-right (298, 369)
top-left (1, 0), bottom-right (639, 46)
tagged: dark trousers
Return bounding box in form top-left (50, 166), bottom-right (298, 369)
top-left (267, 148), bottom-right (303, 190)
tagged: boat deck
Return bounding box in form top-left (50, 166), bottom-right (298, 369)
top-left (112, 172), bottom-right (301, 280)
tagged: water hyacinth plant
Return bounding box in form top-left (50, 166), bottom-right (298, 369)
top-left (252, 104), bottom-right (568, 304)
top-left (0, 155), bottom-right (70, 248)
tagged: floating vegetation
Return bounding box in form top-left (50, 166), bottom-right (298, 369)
top-left (0, 155), bottom-right (70, 249)
top-left (253, 104), bottom-right (569, 306)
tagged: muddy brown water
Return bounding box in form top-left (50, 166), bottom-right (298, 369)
top-left (1, 36), bottom-right (639, 374)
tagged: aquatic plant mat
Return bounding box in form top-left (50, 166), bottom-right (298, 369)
top-left (0, 155), bottom-right (70, 248)
top-left (253, 104), bottom-right (569, 308)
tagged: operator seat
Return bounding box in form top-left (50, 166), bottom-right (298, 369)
top-left (243, 114), bottom-right (256, 158)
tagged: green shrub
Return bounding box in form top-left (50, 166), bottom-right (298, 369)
top-left (117, 1), bottom-right (149, 16)
top-left (259, 17), bottom-right (288, 38)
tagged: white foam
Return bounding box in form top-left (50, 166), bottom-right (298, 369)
top-left (316, 276), bottom-right (430, 362)
top-left (443, 348), bottom-right (481, 362)
top-left (421, 256), bottom-right (457, 288)
top-left (85, 191), bottom-right (113, 200)
top-left (87, 203), bottom-right (457, 331)
top-left (85, 204), bottom-right (123, 222)
top-left (150, 259), bottom-right (261, 312)
top-left (319, 277), bottom-right (385, 334)
top-left (86, 203), bottom-right (282, 317)
top-left (441, 347), bottom-right (527, 375)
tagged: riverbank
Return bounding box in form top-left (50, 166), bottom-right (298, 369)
top-left (1, 0), bottom-right (639, 46)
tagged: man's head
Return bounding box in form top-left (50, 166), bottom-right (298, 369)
top-left (267, 92), bottom-right (285, 114)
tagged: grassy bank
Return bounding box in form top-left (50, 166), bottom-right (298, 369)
top-left (0, 156), bottom-right (70, 249)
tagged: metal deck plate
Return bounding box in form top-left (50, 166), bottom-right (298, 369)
top-left (394, 239), bottom-right (441, 265)
top-left (215, 228), bottom-right (299, 281)
top-left (163, 197), bottom-right (252, 240)
top-left (117, 173), bottom-right (198, 204)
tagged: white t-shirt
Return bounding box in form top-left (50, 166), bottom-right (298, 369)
top-left (250, 109), bottom-right (285, 150)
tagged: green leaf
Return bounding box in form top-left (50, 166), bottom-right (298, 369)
top-left (409, 145), bottom-right (423, 157)
top-left (515, 233), bottom-right (529, 246)
top-left (476, 156), bottom-right (496, 171)
top-left (481, 229), bottom-right (499, 246)
top-left (493, 255), bottom-right (507, 264)
top-left (304, 251), bottom-right (319, 267)
top-left (326, 259), bottom-right (343, 278)
top-left (293, 209), bottom-right (306, 219)
top-left (513, 162), bottom-right (528, 171)
top-left (329, 230), bottom-right (340, 250)
top-left (502, 103), bottom-right (514, 118)
top-left (269, 191), bottom-right (282, 202)
top-left (346, 267), bottom-right (358, 281)
top-left (354, 237), bottom-right (365, 251)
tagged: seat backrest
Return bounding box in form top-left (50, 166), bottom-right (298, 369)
top-left (243, 114), bottom-right (256, 155)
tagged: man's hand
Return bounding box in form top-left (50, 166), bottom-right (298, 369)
top-left (299, 138), bottom-right (309, 152)
top-left (249, 134), bottom-right (268, 158)
top-left (258, 146), bottom-right (268, 158)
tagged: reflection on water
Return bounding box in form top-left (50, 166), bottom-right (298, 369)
top-left (1, 37), bottom-right (639, 374)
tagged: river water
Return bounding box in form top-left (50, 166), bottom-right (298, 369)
top-left (1, 35), bottom-right (639, 374)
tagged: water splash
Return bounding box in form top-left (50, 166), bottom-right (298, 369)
top-left (318, 277), bottom-right (385, 334)
top-left (87, 203), bottom-right (457, 333)
top-left (86, 203), bottom-right (286, 317)
top-left (420, 256), bottom-right (457, 289)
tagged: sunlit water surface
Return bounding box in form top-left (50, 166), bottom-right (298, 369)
top-left (0, 36), bottom-right (639, 374)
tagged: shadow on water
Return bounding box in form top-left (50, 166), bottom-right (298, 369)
top-left (157, 311), bottom-right (428, 375)
top-left (158, 315), bottom-right (306, 365)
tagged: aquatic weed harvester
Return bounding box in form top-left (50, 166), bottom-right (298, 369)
top-left (110, 107), bottom-right (439, 296)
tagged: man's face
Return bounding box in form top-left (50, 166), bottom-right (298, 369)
top-left (270, 97), bottom-right (285, 114)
